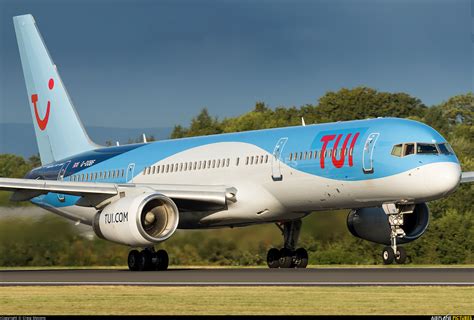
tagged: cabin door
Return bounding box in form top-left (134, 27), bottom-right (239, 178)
top-left (272, 137), bottom-right (288, 181)
top-left (57, 160), bottom-right (71, 202)
top-left (126, 163), bottom-right (135, 182)
top-left (362, 133), bottom-right (379, 174)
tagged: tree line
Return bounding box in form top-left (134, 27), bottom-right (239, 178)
top-left (0, 87), bottom-right (472, 265)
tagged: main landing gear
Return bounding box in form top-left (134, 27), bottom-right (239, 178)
top-left (128, 248), bottom-right (169, 271)
top-left (266, 219), bottom-right (309, 269)
top-left (381, 203), bottom-right (411, 265)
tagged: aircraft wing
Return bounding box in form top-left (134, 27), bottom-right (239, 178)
top-left (0, 177), bottom-right (237, 211)
top-left (461, 172), bottom-right (474, 183)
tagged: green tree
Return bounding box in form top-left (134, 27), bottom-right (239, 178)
top-left (316, 87), bottom-right (427, 122)
top-left (171, 108), bottom-right (222, 138)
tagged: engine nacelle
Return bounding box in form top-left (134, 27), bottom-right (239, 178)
top-left (93, 193), bottom-right (179, 247)
top-left (347, 203), bottom-right (430, 245)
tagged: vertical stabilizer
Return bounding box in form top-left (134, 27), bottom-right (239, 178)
top-left (13, 14), bottom-right (97, 165)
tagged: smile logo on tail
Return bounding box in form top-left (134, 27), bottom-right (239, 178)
top-left (31, 78), bottom-right (54, 131)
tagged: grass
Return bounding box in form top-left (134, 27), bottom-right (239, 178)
top-left (0, 286), bottom-right (472, 315)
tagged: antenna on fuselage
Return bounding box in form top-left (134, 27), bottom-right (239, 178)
top-left (142, 133), bottom-right (147, 143)
top-left (116, 141), bottom-right (120, 146)
top-left (301, 117), bottom-right (306, 126)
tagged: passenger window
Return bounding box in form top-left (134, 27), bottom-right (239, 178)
top-left (404, 143), bottom-right (415, 156)
top-left (265, 155), bottom-right (268, 163)
top-left (212, 160), bottom-right (216, 168)
top-left (175, 163), bottom-right (179, 171)
top-left (202, 161), bottom-right (206, 169)
top-left (289, 153), bottom-right (293, 161)
top-left (308, 151), bottom-right (312, 160)
top-left (236, 157), bottom-right (240, 166)
top-left (121, 169), bottom-right (124, 177)
top-left (417, 143), bottom-right (438, 154)
top-left (260, 155), bottom-right (264, 164)
top-left (226, 158), bottom-right (230, 167)
top-left (304, 152), bottom-right (307, 160)
top-left (249, 156), bottom-right (253, 165)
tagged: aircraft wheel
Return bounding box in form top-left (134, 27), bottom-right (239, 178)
top-left (154, 249), bottom-right (169, 271)
top-left (382, 246), bottom-right (395, 265)
top-left (138, 250), bottom-right (153, 271)
top-left (266, 248), bottom-right (281, 268)
top-left (395, 247), bottom-right (407, 264)
top-left (295, 248), bottom-right (308, 268)
top-left (279, 248), bottom-right (293, 268)
top-left (127, 250), bottom-right (140, 271)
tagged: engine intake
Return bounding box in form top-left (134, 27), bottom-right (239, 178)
top-left (93, 193), bottom-right (179, 247)
top-left (347, 203), bottom-right (429, 245)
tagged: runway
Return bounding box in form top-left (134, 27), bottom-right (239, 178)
top-left (1, 267), bottom-right (473, 286)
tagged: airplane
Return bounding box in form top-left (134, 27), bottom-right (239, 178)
top-left (1, 14), bottom-right (472, 271)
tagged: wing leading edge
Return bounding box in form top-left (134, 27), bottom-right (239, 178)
top-left (461, 172), bottom-right (474, 183)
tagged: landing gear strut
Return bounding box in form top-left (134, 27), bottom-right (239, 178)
top-left (381, 203), bottom-right (411, 265)
top-left (128, 248), bottom-right (169, 271)
top-left (266, 219), bottom-right (308, 269)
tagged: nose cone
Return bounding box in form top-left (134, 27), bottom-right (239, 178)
top-left (425, 162), bottom-right (461, 196)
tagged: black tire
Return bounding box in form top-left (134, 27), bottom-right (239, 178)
top-left (138, 250), bottom-right (153, 271)
top-left (155, 249), bottom-right (169, 271)
top-left (295, 248), bottom-right (308, 268)
top-left (266, 248), bottom-right (281, 269)
top-left (395, 247), bottom-right (407, 264)
top-left (382, 246), bottom-right (395, 265)
top-left (279, 248), bottom-right (293, 268)
top-left (128, 250), bottom-right (140, 271)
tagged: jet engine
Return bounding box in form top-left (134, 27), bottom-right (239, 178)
top-left (93, 193), bottom-right (179, 247)
top-left (347, 203), bottom-right (429, 245)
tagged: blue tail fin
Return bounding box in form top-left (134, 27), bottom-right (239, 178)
top-left (13, 14), bottom-right (97, 165)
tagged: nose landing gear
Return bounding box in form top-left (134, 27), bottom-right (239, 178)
top-left (266, 219), bottom-right (309, 269)
top-left (381, 203), bottom-right (412, 265)
top-left (128, 248), bottom-right (169, 271)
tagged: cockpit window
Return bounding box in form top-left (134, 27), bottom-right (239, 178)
top-left (404, 143), bottom-right (415, 156)
top-left (391, 142), bottom-right (455, 158)
top-left (438, 143), bottom-right (454, 155)
top-left (391, 144), bottom-right (402, 157)
top-left (417, 143), bottom-right (438, 154)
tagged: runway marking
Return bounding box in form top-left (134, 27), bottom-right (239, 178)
top-left (1, 281), bottom-right (473, 286)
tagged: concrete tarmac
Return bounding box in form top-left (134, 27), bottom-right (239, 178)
top-left (1, 267), bottom-right (473, 286)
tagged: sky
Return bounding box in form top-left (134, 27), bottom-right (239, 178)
top-left (0, 0), bottom-right (471, 129)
